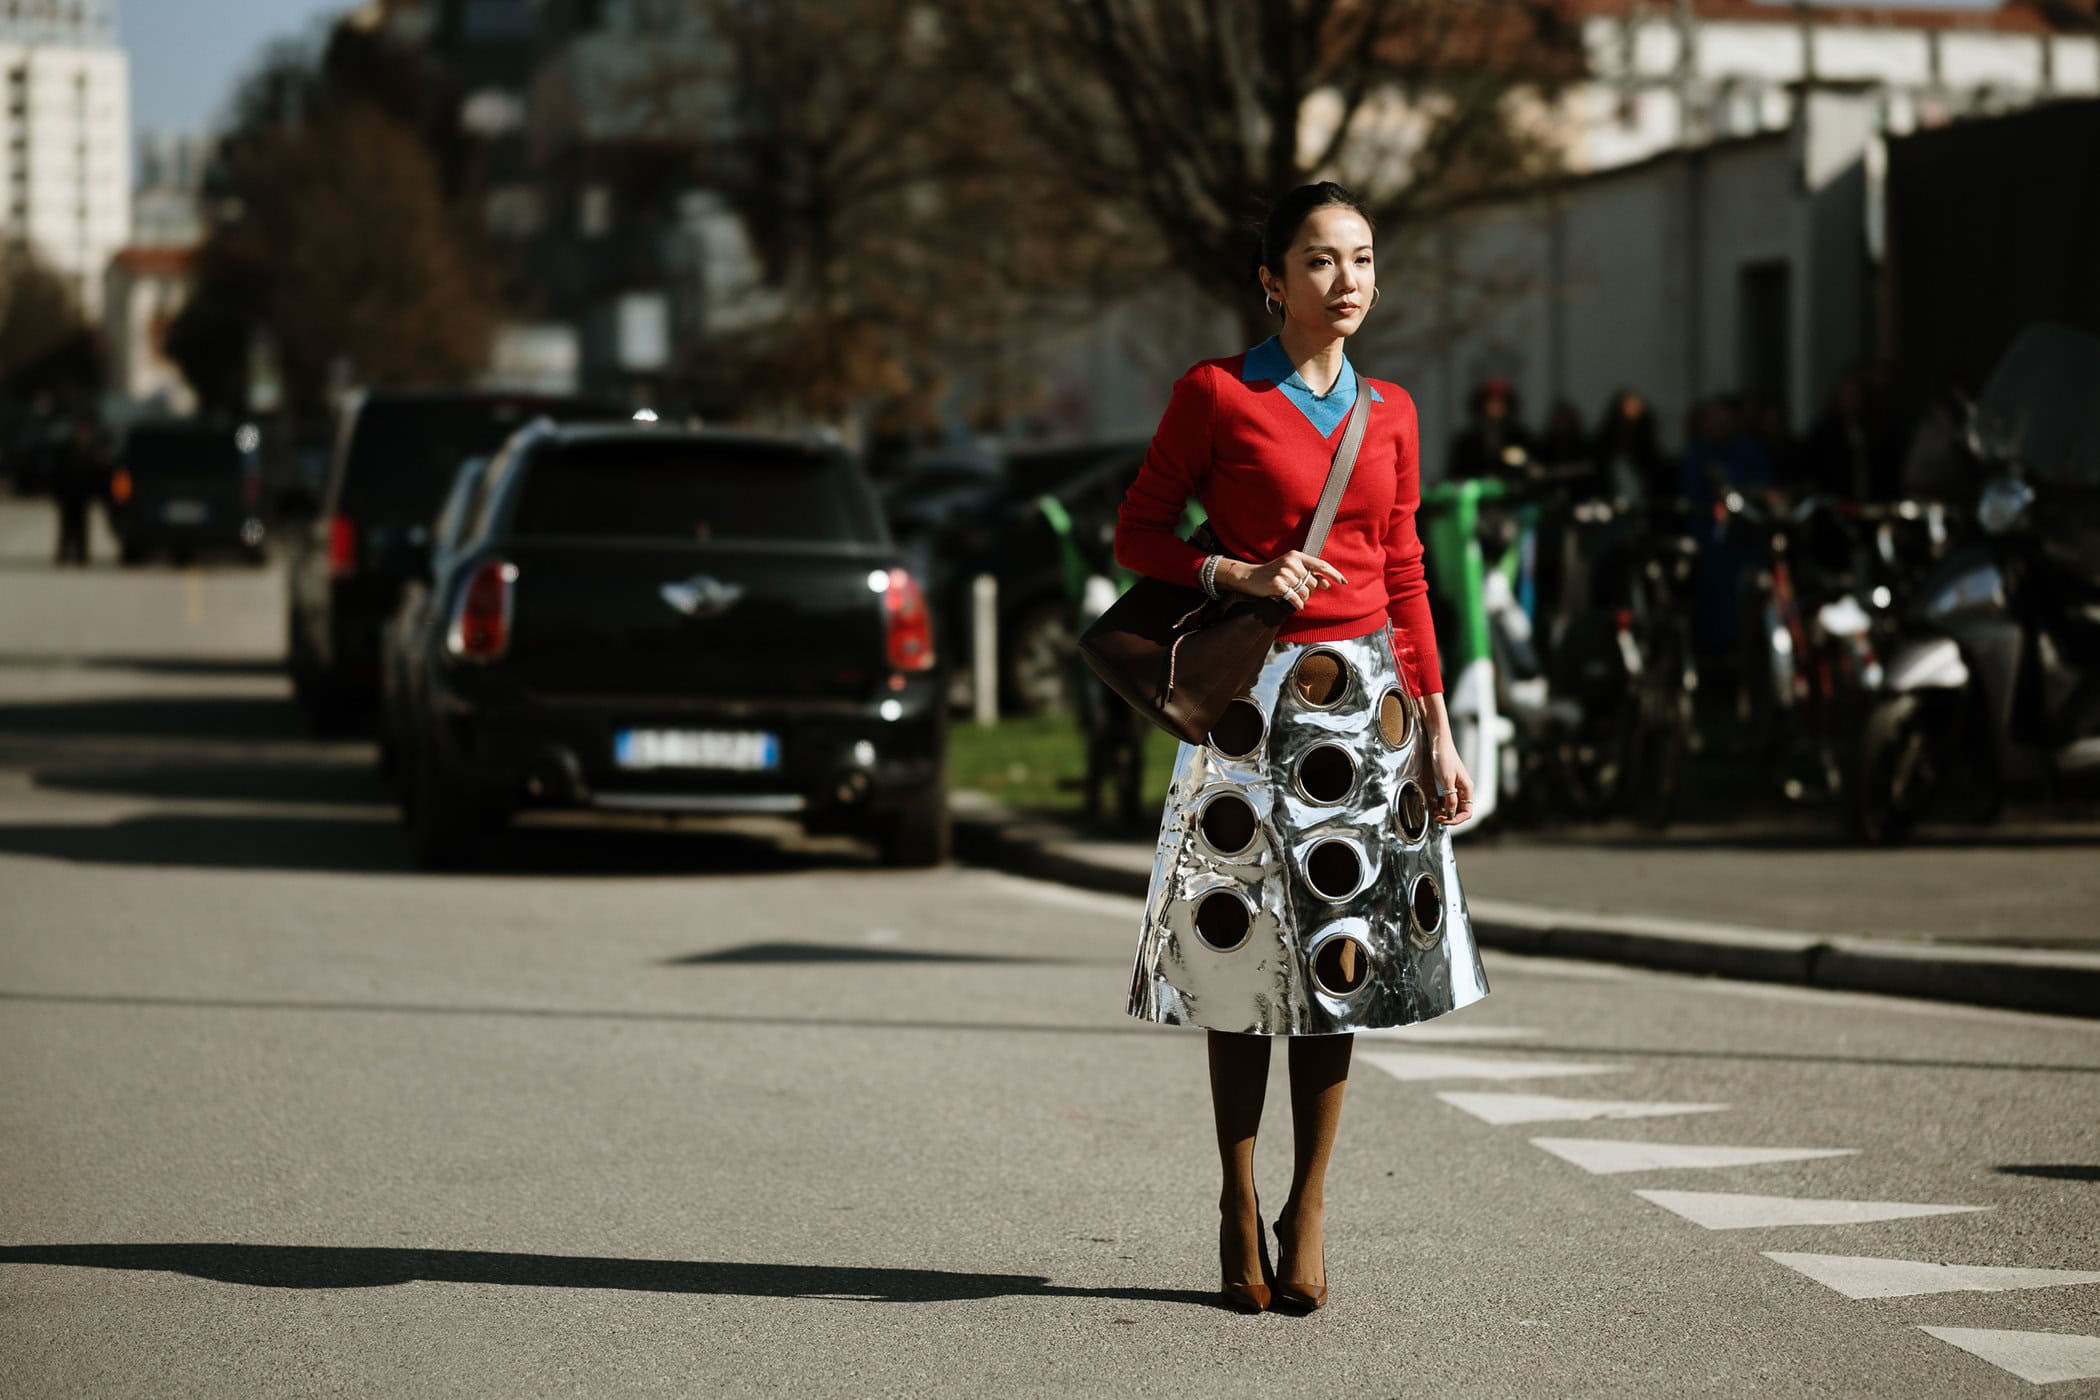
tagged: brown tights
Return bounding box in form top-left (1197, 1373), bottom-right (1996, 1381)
top-left (1208, 1029), bottom-right (1353, 1287)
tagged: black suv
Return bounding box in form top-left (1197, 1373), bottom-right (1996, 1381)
top-left (109, 420), bottom-right (267, 565)
top-left (390, 422), bottom-right (947, 868)
top-left (287, 389), bottom-right (628, 726)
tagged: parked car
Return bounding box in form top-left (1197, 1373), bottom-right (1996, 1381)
top-left (882, 437), bottom-right (1146, 714)
top-left (391, 421), bottom-right (948, 869)
top-left (377, 453), bottom-right (493, 787)
top-left (287, 389), bottom-right (629, 729)
top-left (107, 421), bottom-right (267, 565)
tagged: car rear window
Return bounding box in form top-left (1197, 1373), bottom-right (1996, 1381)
top-left (336, 397), bottom-right (626, 525)
top-left (511, 440), bottom-right (883, 544)
top-left (124, 428), bottom-right (241, 480)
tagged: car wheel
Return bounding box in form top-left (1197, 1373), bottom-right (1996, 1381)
top-left (875, 781), bottom-right (951, 868)
top-left (1004, 601), bottom-right (1077, 716)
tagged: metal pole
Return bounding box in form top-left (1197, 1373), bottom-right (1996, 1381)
top-left (971, 573), bottom-right (998, 726)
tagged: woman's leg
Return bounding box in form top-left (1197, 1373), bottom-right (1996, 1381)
top-left (1278, 1032), bottom-right (1354, 1285)
top-left (1207, 1029), bottom-right (1271, 1285)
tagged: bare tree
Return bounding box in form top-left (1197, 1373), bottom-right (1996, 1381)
top-left (169, 37), bottom-right (502, 416)
top-left (959, 0), bottom-right (1578, 341)
top-left (0, 244), bottom-right (100, 400)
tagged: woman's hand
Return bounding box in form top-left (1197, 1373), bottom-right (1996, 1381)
top-left (1217, 550), bottom-right (1346, 612)
top-left (1421, 693), bottom-right (1474, 825)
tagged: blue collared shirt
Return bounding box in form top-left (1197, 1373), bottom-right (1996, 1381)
top-left (1241, 336), bottom-right (1383, 437)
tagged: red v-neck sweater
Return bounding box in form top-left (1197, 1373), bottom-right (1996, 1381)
top-left (1114, 353), bottom-right (1442, 695)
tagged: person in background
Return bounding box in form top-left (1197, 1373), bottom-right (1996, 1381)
top-left (1592, 388), bottom-right (1669, 509)
top-left (50, 415), bottom-right (104, 567)
top-left (1448, 377), bottom-right (1529, 480)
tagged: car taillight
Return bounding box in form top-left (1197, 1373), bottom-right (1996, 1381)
top-left (447, 559), bottom-right (518, 662)
top-left (326, 514), bottom-right (358, 579)
top-left (242, 472), bottom-right (262, 507)
top-left (110, 468), bottom-right (132, 504)
top-left (882, 567), bottom-right (935, 672)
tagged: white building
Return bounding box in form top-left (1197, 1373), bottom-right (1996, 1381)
top-left (1553, 0), bottom-right (2099, 172)
top-left (0, 0), bottom-right (129, 319)
top-left (102, 244), bottom-right (195, 418)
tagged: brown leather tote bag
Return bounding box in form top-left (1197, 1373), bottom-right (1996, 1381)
top-left (1078, 384), bottom-right (1371, 745)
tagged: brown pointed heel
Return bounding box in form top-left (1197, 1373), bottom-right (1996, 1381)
top-left (1219, 1203), bottom-right (1274, 1314)
top-left (1271, 1215), bottom-right (1328, 1312)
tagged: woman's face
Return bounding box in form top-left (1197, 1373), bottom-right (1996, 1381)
top-left (1261, 205), bottom-right (1375, 340)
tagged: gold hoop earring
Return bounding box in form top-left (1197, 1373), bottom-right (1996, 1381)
top-left (1264, 293), bottom-right (1280, 317)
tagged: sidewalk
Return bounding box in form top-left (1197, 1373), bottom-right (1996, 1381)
top-left (951, 792), bottom-right (2100, 1019)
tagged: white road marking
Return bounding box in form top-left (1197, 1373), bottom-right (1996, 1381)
top-left (1362, 1050), bottom-right (1620, 1083)
top-left (1531, 1139), bottom-right (1857, 1175)
top-left (1635, 1190), bottom-right (1986, 1231)
top-left (183, 569), bottom-right (205, 625)
top-left (1916, 1327), bottom-right (2100, 1385)
top-left (1358, 1024), bottom-right (1540, 1044)
top-left (863, 928), bottom-right (902, 945)
top-left (978, 871), bottom-right (1144, 916)
top-left (1766, 1252), bottom-right (2100, 1300)
top-left (1437, 1092), bottom-right (1732, 1126)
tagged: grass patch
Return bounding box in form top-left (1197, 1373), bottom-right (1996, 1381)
top-left (947, 713), bottom-right (1179, 817)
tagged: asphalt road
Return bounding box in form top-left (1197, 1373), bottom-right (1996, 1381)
top-left (2, 500), bottom-right (2097, 1398)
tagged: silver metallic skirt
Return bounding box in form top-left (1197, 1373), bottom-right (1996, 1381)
top-left (1128, 624), bottom-right (1489, 1035)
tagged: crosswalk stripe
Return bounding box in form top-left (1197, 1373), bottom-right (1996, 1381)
top-left (1436, 1092), bottom-right (1731, 1126)
top-left (1532, 1139), bottom-right (1857, 1175)
top-left (1359, 1024), bottom-right (1540, 1043)
top-left (1916, 1327), bottom-right (2100, 1385)
top-left (1362, 1051), bottom-right (1619, 1083)
top-left (1765, 1252), bottom-right (2100, 1300)
top-left (1635, 1190), bottom-right (1986, 1231)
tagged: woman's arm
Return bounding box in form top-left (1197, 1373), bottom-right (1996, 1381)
top-left (1113, 365), bottom-right (1218, 587)
top-left (1380, 391), bottom-right (1443, 696)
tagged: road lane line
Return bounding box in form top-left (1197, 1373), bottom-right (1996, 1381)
top-left (183, 568), bottom-right (205, 625)
top-left (1362, 1050), bottom-right (1620, 1082)
top-left (1532, 1139), bottom-right (1857, 1175)
top-left (1916, 1327), bottom-right (2100, 1385)
top-left (1766, 1252), bottom-right (2100, 1300)
top-left (1635, 1190), bottom-right (1986, 1230)
top-left (1438, 1092), bottom-right (1732, 1125)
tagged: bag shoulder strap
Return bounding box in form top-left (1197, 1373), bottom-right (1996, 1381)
top-left (1300, 373), bottom-right (1373, 558)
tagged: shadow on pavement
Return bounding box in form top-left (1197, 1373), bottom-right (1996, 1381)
top-left (0, 1243), bottom-right (1219, 1309)
top-left (35, 759), bottom-right (391, 807)
top-left (0, 695), bottom-right (305, 741)
top-left (667, 942), bottom-right (1075, 967)
top-left (0, 812), bottom-right (880, 877)
top-left (1995, 1165), bottom-right (2100, 1182)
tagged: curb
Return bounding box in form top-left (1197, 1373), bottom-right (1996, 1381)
top-left (951, 804), bottom-right (2100, 1020)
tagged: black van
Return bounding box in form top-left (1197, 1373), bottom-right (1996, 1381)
top-left (287, 389), bottom-right (630, 726)
top-left (109, 421), bottom-right (267, 565)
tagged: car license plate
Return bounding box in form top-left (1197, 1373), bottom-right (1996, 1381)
top-left (163, 499), bottom-right (208, 525)
top-left (614, 728), bottom-right (780, 772)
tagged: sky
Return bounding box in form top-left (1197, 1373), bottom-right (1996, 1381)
top-left (120, 0), bottom-right (350, 138)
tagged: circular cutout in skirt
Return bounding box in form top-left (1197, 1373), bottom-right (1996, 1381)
top-left (1378, 688), bottom-right (1412, 747)
top-left (1408, 872), bottom-right (1444, 946)
top-left (1309, 932), bottom-right (1372, 998)
top-left (1207, 697), bottom-right (1266, 761)
top-left (1295, 743), bottom-right (1356, 805)
top-left (1303, 838), bottom-right (1364, 902)
top-left (1290, 648), bottom-right (1350, 709)
top-left (1196, 790), bottom-right (1259, 857)
top-left (1395, 779), bottom-right (1430, 842)
top-left (1193, 888), bottom-right (1255, 951)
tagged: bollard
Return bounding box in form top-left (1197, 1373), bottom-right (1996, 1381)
top-left (972, 573), bottom-right (999, 726)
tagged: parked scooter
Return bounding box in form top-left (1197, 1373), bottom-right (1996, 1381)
top-left (1853, 324), bottom-right (2100, 843)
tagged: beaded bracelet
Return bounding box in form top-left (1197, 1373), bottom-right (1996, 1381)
top-left (1199, 553), bottom-right (1223, 600)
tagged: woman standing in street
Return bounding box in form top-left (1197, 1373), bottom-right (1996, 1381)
top-left (1114, 183), bottom-right (1486, 1314)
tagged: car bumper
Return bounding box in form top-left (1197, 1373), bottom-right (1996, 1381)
top-left (422, 671), bottom-right (947, 822)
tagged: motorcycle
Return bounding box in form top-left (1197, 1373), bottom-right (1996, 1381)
top-left (1853, 323), bottom-right (2100, 844)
